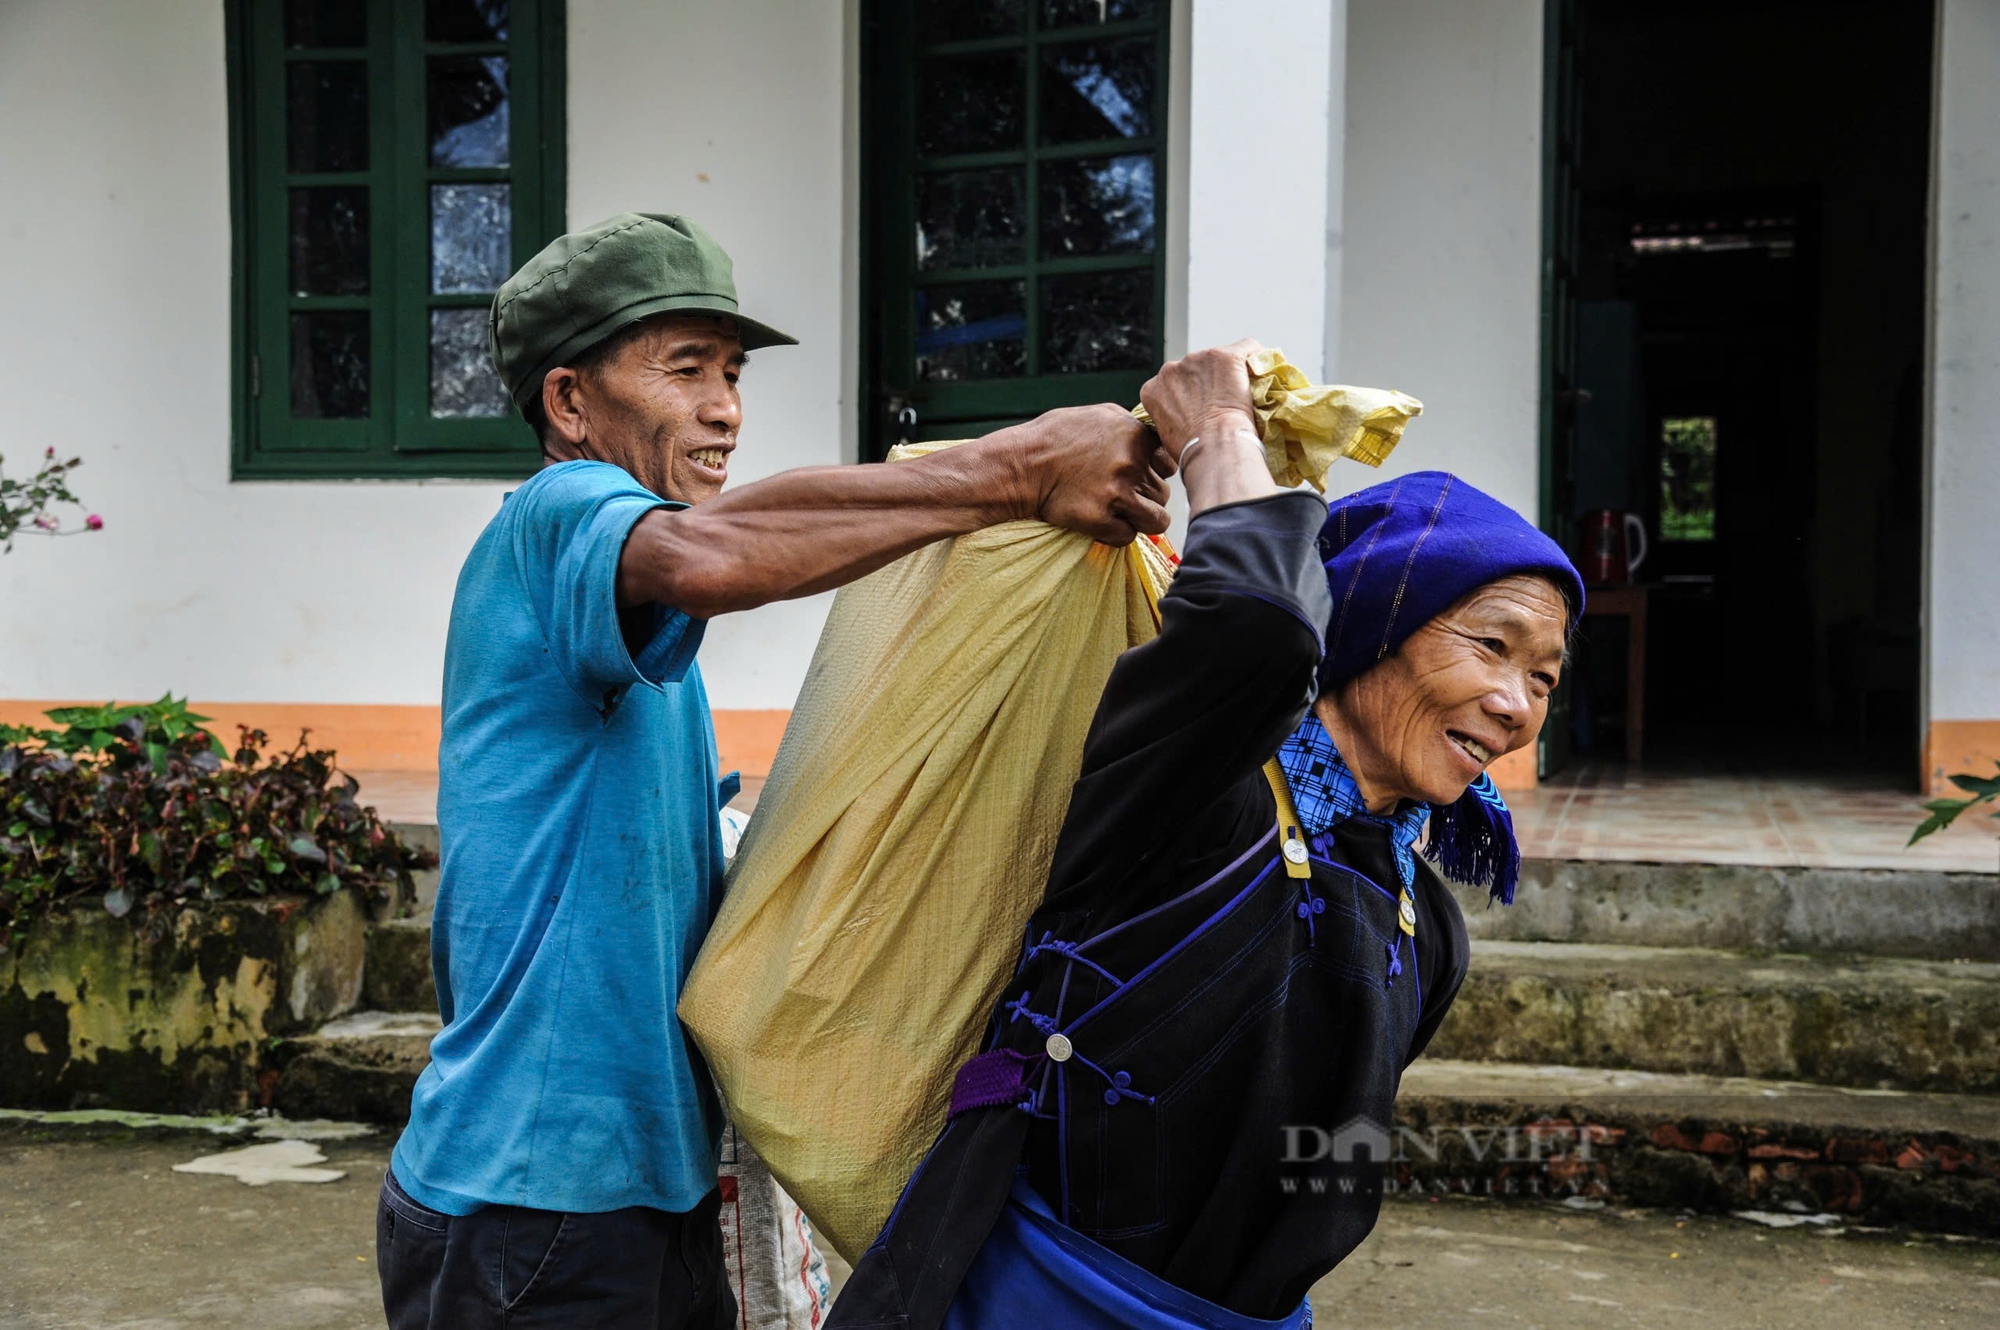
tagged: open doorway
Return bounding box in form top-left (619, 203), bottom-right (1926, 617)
top-left (1552, 0), bottom-right (1933, 782)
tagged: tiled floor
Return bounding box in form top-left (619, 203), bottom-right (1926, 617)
top-left (1508, 761), bottom-right (2000, 873)
top-left (353, 765), bottom-right (1997, 875)
top-left (346, 769), bottom-right (439, 825)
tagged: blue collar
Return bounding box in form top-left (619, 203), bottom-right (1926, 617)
top-left (1274, 715), bottom-right (1430, 889)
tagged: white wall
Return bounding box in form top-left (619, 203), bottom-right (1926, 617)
top-left (567, 0), bottom-right (849, 708)
top-left (1334, 0), bottom-right (1545, 518)
top-left (0, 0), bottom-right (1560, 713)
top-left (0, 0), bottom-right (851, 712)
top-left (1927, 0), bottom-right (2000, 722)
top-left (0, 2), bottom-right (496, 707)
top-left (1184, 0), bottom-right (1340, 376)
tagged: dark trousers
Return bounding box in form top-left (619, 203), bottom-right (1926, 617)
top-left (377, 1169), bottom-right (738, 1329)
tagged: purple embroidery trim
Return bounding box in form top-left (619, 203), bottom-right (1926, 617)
top-left (948, 1049), bottom-right (1033, 1117)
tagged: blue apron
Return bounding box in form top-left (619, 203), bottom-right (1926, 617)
top-left (943, 1178), bottom-right (1313, 1330)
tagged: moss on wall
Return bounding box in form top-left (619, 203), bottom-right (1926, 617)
top-left (0, 895), bottom-right (365, 1114)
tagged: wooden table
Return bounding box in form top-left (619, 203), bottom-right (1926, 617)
top-left (1582, 583), bottom-right (1650, 763)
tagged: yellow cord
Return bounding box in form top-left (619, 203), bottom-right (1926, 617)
top-left (1262, 760), bottom-right (1313, 880)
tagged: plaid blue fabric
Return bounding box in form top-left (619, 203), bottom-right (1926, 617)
top-left (1274, 715), bottom-right (1430, 889)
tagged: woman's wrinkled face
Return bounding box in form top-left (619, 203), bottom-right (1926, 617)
top-left (1318, 575), bottom-right (1570, 811)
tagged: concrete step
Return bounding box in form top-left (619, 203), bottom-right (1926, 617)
top-left (364, 918), bottom-right (436, 1013)
top-left (386, 822), bottom-right (441, 918)
top-left (269, 1011), bottom-right (437, 1126)
top-left (1394, 1059), bottom-right (2000, 1236)
top-left (1451, 858), bottom-right (2000, 961)
top-left (364, 825), bottom-right (437, 1015)
top-left (258, 1007), bottom-right (2000, 1240)
top-left (1429, 940), bottom-right (2000, 1094)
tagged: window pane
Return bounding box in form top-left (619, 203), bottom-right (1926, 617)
top-left (1041, 40), bottom-right (1155, 143)
top-left (286, 62), bottom-right (369, 172)
top-left (916, 281), bottom-right (1026, 382)
top-left (431, 183), bottom-right (512, 293)
top-left (1660, 416), bottom-right (1718, 541)
top-left (285, 0), bottom-right (366, 48)
top-left (917, 52), bottom-right (1025, 156)
top-left (429, 56), bottom-right (510, 167)
top-left (917, 0), bottom-right (1024, 42)
top-left (426, 0), bottom-right (509, 43)
top-left (430, 309), bottom-right (510, 418)
top-left (287, 187), bottom-right (369, 297)
top-left (1040, 154), bottom-right (1153, 258)
top-left (1041, 269), bottom-right (1153, 373)
top-left (289, 311), bottom-right (370, 418)
top-left (917, 169), bottom-right (1026, 271)
top-left (1042, 0), bottom-right (1157, 25)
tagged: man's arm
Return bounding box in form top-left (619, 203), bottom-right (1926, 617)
top-left (616, 405), bottom-right (1172, 618)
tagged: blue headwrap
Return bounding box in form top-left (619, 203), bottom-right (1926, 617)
top-left (1315, 471), bottom-right (1585, 904)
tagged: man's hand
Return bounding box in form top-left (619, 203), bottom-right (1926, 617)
top-left (1138, 339), bottom-right (1264, 464)
top-left (999, 404), bottom-right (1173, 546)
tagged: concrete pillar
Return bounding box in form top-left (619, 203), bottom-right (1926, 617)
top-left (1184, 0), bottom-right (1344, 378)
top-left (1924, 0), bottom-right (2000, 792)
top-left (1336, 0), bottom-right (1545, 519)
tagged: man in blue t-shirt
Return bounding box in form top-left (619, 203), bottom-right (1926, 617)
top-left (376, 212), bottom-right (1234, 1329)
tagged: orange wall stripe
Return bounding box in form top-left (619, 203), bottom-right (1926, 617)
top-left (1486, 745), bottom-right (1537, 792)
top-left (1923, 719), bottom-right (2000, 797)
top-left (0, 701), bottom-right (794, 779)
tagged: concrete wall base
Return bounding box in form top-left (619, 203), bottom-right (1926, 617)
top-left (0, 894), bottom-right (369, 1114)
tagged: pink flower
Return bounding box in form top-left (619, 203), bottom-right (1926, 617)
top-left (32, 513), bottom-right (57, 531)
top-left (84, 514), bottom-right (103, 531)
top-left (44, 446), bottom-right (54, 458)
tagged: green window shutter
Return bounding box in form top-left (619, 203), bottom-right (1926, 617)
top-left (229, 0), bottom-right (565, 480)
top-left (861, 0), bottom-right (1170, 461)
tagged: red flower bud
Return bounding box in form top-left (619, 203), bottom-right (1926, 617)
top-left (84, 514), bottom-right (103, 530)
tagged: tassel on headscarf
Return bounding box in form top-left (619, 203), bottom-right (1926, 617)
top-left (1423, 772), bottom-right (1521, 905)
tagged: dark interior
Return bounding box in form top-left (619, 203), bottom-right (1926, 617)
top-left (1564, 0), bottom-right (1933, 778)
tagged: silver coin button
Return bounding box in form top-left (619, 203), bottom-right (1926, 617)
top-left (1045, 1033), bottom-right (1074, 1062)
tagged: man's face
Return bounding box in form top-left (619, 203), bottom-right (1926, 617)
top-left (1321, 575), bottom-right (1569, 808)
top-left (551, 314), bottom-right (745, 503)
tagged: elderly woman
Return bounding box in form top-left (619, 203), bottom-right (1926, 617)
top-left (829, 348), bottom-right (1584, 1330)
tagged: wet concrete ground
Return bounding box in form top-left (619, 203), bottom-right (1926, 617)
top-left (4, 1127), bottom-right (1998, 1329)
top-left (1312, 1200), bottom-right (2000, 1327)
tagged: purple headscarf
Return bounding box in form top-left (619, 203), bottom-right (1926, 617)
top-left (1315, 471), bottom-right (1585, 903)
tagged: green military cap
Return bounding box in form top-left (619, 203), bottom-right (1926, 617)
top-left (489, 212), bottom-right (798, 409)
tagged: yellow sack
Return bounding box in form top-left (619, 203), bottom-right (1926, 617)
top-left (679, 353), bottom-right (1420, 1261)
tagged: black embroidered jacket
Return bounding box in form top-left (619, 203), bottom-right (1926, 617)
top-left (831, 490), bottom-right (1472, 1328)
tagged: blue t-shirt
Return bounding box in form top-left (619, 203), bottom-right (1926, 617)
top-left (391, 460), bottom-right (728, 1215)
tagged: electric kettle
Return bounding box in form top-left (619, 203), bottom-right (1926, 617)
top-left (1580, 509), bottom-right (1648, 584)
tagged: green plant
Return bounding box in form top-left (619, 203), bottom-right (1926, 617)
top-left (0, 448), bottom-right (102, 551)
top-left (0, 696), bottom-right (226, 770)
top-left (1908, 763), bottom-right (2000, 846)
top-left (1, 697), bottom-right (434, 944)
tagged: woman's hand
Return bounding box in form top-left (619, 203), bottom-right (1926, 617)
top-left (1141, 341), bottom-right (1280, 516)
top-left (1139, 339), bottom-right (1264, 465)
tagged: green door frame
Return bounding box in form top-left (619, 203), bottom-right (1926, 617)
top-left (1537, 0), bottom-right (1584, 777)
